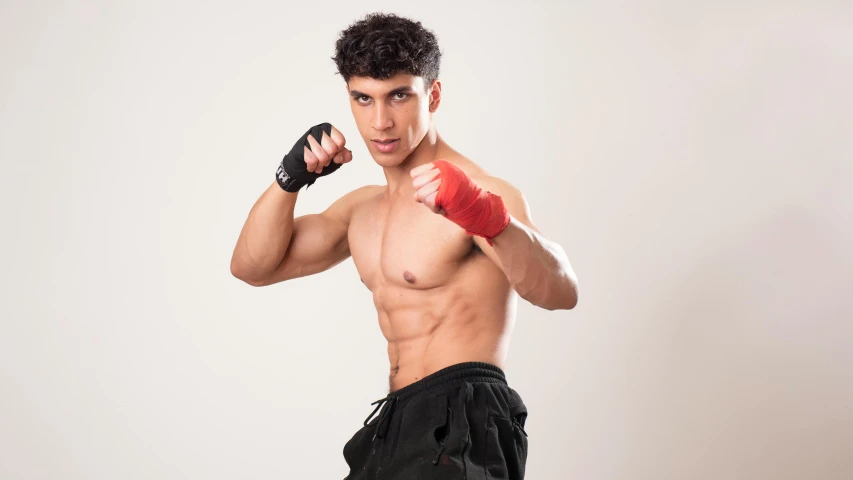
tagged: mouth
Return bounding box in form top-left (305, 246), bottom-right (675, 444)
top-left (371, 138), bottom-right (400, 153)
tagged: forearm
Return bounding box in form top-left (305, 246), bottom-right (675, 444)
top-left (231, 181), bottom-right (298, 280)
top-left (490, 217), bottom-right (578, 310)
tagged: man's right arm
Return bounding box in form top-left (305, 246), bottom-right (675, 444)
top-left (231, 122), bottom-right (362, 286)
top-left (230, 182), bottom-right (378, 286)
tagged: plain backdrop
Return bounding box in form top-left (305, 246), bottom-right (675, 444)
top-left (1, 1), bottom-right (852, 479)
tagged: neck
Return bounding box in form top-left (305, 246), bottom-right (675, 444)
top-left (382, 126), bottom-right (448, 198)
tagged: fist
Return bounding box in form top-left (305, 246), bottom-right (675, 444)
top-left (410, 160), bottom-right (511, 245)
top-left (410, 162), bottom-right (446, 215)
top-left (303, 125), bottom-right (353, 173)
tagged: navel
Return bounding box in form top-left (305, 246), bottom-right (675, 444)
top-left (403, 270), bottom-right (417, 284)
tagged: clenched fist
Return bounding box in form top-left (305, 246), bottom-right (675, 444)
top-left (276, 123), bottom-right (353, 192)
top-left (411, 160), bottom-right (511, 245)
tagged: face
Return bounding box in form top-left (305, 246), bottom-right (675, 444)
top-left (347, 73), bottom-right (440, 167)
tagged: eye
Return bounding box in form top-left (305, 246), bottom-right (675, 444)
top-left (393, 93), bottom-right (408, 100)
top-left (356, 95), bottom-right (371, 104)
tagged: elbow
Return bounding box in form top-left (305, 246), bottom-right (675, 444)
top-left (230, 259), bottom-right (270, 287)
top-left (239, 276), bottom-right (270, 287)
top-left (540, 274), bottom-right (579, 311)
top-left (516, 275), bottom-right (579, 311)
top-left (557, 278), bottom-right (579, 310)
top-left (557, 288), bottom-right (579, 310)
top-left (556, 269), bottom-right (579, 310)
top-left (520, 287), bottom-right (578, 311)
top-left (540, 290), bottom-right (578, 311)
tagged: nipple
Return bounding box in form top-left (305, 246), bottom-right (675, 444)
top-left (403, 271), bottom-right (416, 284)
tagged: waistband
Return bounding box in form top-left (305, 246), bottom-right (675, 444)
top-left (390, 361), bottom-right (507, 403)
top-left (363, 361), bottom-right (507, 441)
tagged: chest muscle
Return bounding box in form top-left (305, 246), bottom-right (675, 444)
top-left (349, 197), bottom-right (475, 290)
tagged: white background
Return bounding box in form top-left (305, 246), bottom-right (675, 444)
top-left (1, 1), bottom-right (851, 478)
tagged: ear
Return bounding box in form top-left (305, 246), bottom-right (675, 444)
top-left (428, 79), bottom-right (442, 113)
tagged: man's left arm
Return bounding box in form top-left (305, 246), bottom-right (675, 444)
top-left (472, 176), bottom-right (579, 311)
top-left (411, 161), bottom-right (578, 311)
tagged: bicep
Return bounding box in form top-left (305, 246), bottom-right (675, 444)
top-left (259, 185), bottom-right (381, 285)
top-left (261, 211), bottom-right (351, 284)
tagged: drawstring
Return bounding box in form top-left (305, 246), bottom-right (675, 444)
top-left (432, 440), bottom-right (445, 465)
top-left (363, 397), bottom-right (385, 427)
top-left (363, 394), bottom-right (398, 442)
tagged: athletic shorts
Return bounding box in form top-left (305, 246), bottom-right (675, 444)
top-left (343, 361), bottom-right (529, 479)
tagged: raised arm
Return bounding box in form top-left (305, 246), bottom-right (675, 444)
top-left (230, 184), bottom-right (379, 286)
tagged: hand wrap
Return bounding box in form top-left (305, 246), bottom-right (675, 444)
top-left (433, 160), bottom-right (511, 246)
top-left (276, 123), bottom-right (343, 192)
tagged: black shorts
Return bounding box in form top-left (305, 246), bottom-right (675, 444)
top-left (343, 361), bottom-right (529, 479)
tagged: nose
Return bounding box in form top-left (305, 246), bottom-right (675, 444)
top-left (372, 102), bottom-right (393, 131)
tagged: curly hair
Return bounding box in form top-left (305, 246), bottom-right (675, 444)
top-left (332, 13), bottom-right (442, 88)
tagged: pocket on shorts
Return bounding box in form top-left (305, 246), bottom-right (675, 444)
top-left (510, 403), bottom-right (529, 469)
top-left (426, 388), bottom-right (472, 472)
top-left (486, 404), bottom-right (529, 479)
top-left (428, 393), bottom-right (452, 459)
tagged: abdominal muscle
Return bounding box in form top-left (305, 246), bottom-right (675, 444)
top-left (372, 267), bottom-right (516, 393)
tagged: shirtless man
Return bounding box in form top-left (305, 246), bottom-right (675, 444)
top-left (230, 13), bottom-right (578, 480)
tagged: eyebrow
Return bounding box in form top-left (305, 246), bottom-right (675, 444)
top-left (349, 86), bottom-right (415, 99)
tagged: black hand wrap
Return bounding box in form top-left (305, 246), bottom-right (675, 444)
top-left (275, 123), bottom-right (344, 192)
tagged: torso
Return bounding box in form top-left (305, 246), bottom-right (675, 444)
top-left (347, 155), bottom-right (518, 392)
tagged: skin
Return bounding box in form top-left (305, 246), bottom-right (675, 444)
top-left (231, 73), bottom-right (578, 393)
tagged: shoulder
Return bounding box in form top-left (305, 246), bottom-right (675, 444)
top-left (350, 184), bottom-right (386, 200)
top-left (436, 153), bottom-right (536, 230)
top-left (471, 173), bottom-right (540, 235)
top-left (473, 174), bottom-right (519, 199)
top-left (339, 184), bottom-right (385, 203)
top-left (323, 184), bottom-right (385, 225)
top-left (439, 152), bottom-right (509, 195)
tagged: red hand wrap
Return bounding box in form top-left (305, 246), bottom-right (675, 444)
top-left (433, 160), bottom-right (511, 245)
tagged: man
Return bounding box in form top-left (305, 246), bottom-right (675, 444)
top-left (230, 12), bottom-right (578, 480)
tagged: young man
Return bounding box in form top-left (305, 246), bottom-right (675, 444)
top-left (231, 12), bottom-right (578, 480)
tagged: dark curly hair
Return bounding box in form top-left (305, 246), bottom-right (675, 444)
top-left (332, 13), bottom-right (441, 89)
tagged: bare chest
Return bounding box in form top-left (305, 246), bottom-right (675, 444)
top-left (348, 194), bottom-right (479, 290)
